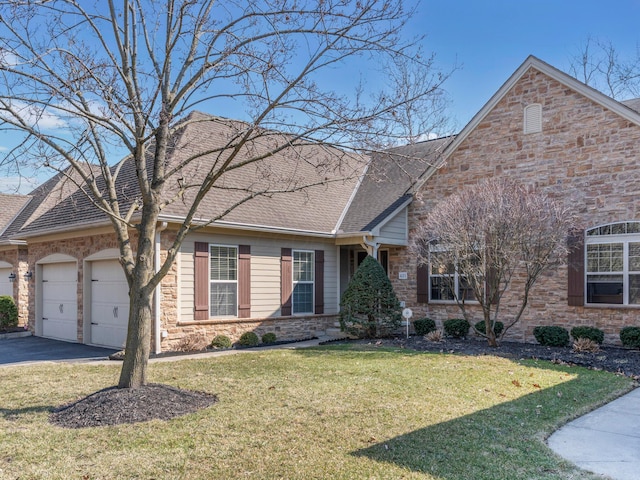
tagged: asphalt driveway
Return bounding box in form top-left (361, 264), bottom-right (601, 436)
top-left (0, 336), bottom-right (118, 366)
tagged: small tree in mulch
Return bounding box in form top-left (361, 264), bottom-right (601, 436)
top-left (339, 255), bottom-right (402, 338)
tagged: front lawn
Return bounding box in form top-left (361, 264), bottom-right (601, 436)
top-left (0, 346), bottom-right (634, 479)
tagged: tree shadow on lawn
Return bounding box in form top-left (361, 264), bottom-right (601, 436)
top-left (0, 405), bottom-right (53, 421)
top-left (351, 368), bottom-right (630, 480)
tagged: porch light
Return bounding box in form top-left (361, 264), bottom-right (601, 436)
top-left (8, 272), bottom-right (15, 282)
top-left (24, 271), bottom-right (32, 280)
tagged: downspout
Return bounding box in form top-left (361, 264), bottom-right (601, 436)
top-left (154, 221), bottom-right (168, 354)
top-left (361, 235), bottom-right (380, 259)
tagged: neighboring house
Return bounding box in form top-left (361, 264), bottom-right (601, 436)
top-left (4, 55), bottom-right (639, 349)
top-left (0, 112), bottom-right (443, 351)
top-left (392, 55), bottom-right (640, 344)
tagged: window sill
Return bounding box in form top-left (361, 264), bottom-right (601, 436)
top-left (428, 300), bottom-right (480, 305)
top-left (584, 303), bottom-right (640, 309)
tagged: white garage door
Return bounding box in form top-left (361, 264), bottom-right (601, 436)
top-left (42, 263), bottom-right (78, 342)
top-left (0, 267), bottom-right (12, 297)
top-left (90, 260), bottom-right (129, 349)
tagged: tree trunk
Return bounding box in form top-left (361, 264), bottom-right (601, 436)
top-left (485, 317), bottom-right (498, 347)
top-left (118, 282), bottom-right (154, 389)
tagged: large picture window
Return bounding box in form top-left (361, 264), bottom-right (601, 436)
top-left (210, 245), bottom-right (238, 316)
top-left (429, 249), bottom-right (475, 302)
top-left (586, 222), bottom-right (640, 305)
top-left (292, 250), bottom-right (314, 314)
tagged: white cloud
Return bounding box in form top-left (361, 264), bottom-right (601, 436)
top-left (0, 176), bottom-right (39, 194)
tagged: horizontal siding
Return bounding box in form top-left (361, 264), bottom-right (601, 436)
top-left (178, 232), bottom-right (338, 322)
top-left (377, 209), bottom-right (408, 244)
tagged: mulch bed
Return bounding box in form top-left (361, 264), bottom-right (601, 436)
top-left (50, 384), bottom-right (217, 429)
top-left (349, 335), bottom-right (640, 379)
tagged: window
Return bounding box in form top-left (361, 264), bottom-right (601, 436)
top-left (210, 245), bottom-right (238, 316)
top-left (292, 250), bottom-right (314, 314)
top-left (428, 249), bottom-right (476, 302)
top-left (586, 222), bottom-right (640, 305)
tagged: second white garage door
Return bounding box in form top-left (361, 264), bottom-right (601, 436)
top-left (42, 262), bottom-right (78, 342)
top-left (90, 260), bottom-right (130, 349)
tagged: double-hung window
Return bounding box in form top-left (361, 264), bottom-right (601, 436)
top-left (429, 249), bottom-right (476, 302)
top-left (586, 222), bottom-right (640, 305)
top-left (210, 245), bottom-right (238, 316)
top-left (292, 250), bottom-right (314, 314)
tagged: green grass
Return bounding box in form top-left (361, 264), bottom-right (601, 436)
top-left (0, 345), bottom-right (634, 479)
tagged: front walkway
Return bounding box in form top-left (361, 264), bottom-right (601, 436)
top-left (548, 387), bottom-right (640, 480)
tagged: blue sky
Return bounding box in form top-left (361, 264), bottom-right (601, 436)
top-left (2, 1), bottom-right (639, 193)
top-left (412, 0), bottom-right (640, 130)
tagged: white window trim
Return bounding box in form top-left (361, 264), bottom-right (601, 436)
top-left (585, 225), bottom-right (640, 306)
top-left (292, 249), bottom-right (314, 315)
top-left (209, 244), bottom-right (238, 317)
top-left (428, 247), bottom-right (479, 304)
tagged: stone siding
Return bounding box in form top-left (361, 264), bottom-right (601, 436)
top-left (391, 67), bottom-right (640, 345)
top-left (0, 246), bottom-right (29, 326)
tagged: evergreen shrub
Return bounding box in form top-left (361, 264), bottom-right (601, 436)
top-left (533, 326), bottom-right (569, 347)
top-left (443, 318), bottom-right (470, 339)
top-left (238, 331), bottom-right (259, 347)
top-left (339, 255), bottom-right (402, 338)
top-left (570, 326), bottom-right (604, 345)
top-left (0, 295), bottom-right (18, 330)
top-left (413, 318), bottom-right (436, 336)
top-left (620, 327), bottom-right (640, 349)
top-left (474, 320), bottom-right (504, 337)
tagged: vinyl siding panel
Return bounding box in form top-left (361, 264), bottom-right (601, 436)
top-left (377, 208), bottom-right (408, 244)
top-left (178, 232), bottom-right (338, 322)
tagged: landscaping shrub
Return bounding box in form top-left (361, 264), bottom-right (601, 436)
top-left (425, 329), bottom-right (443, 342)
top-left (443, 318), bottom-right (470, 339)
top-left (474, 320), bottom-right (504, 337)
top-left (413, 317), bottom-right (436, 336)
top-left (339, 255), bottom-right (402, 338)
top-left (572, 337), bottom-right (600, 353)
top-left (0, 295), bottom-right (18, 330)
top-left (261, 332), bottom-right (277, 344)
top-left (533, 326), bottom-right (569, 347)
top-left (620, 326), bottom-right (640, 349)
top-left (175, 333), bottom-right (208, 352)
top-left (238, 331), bottom-right (259, 347)
top-left (210, 335), bottom-right (232, 349)
top-left (570, 326), bottom-right (604, 344)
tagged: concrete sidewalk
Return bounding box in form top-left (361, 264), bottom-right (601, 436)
top-left (548, 387), bottom-right (640, 480)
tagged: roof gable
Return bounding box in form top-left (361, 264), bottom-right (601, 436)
top-left (443, 55), bottom-right (640, 162)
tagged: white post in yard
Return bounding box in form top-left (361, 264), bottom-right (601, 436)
top-left (402, 308), bottom-right (413, 339)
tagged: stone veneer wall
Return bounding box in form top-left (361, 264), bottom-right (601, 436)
top-left (391, 67), bottom-right (640, 345)
top-left (0, 246), bottom-right (29, 326)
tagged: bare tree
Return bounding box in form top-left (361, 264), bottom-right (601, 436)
top-left (569, 37), bottom-right (640, 99)
top-left (411, 179), bottom-right (576, 347)
top-left (0, 1), bottom-right (451, 388)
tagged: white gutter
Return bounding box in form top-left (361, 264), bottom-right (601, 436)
top-left (157, 214), bottom-right (335, 238)
top-left (154, 221), bottom-right (168, 354)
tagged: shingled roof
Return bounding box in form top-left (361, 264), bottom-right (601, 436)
top-left (0, 193), bottom-right (30, 239)
top-left (10, 112), bottom-right (368, 238)
top-left (337, 136), bottom-right (453, 233)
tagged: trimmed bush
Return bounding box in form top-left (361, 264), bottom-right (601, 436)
top-left (339, 255), bottom-right (402, 338)
top-left (570, 326), bottom-right (604, 345)
top-left (261, 332), bottom-right (277, 344)
top-left (238, 331), bottom-right (259, 347)
top-left (413, 318), bottom-right (436, 336)
top-left (443, 318), bottom-right (470, 339)
top-left (474, 320), bottom-right (504, 337)
top-left (210, 335), bottom-right (232, 349)
top-left (0, 295), bottom-right (18, 330)
top-left (533, 326), bottom-right (569, 347)
top-left (620, 326), bottom-right (640, 349)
